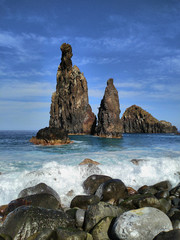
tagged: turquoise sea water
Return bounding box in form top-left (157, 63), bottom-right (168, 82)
top-left (0, 131), bottom-right (180, 206)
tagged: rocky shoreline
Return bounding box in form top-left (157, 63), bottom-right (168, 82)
top-left (0, 160), bottom-right (180, 239)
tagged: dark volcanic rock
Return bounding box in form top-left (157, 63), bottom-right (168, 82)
top-left (121, 105), bottom-right (178, 133)
top-left (30, 127), bottom-right (70, 145)
top-left (49, 43), bottom-right (96, 134)
top-left (70, 195), bottom-right (100, 210)
top-left (153, 229), bottom-right (180, 240)
top-left (95, 78), bottom-right (123, 138)
top-left (0, 206), bottom-right (75, 240)
top-left (83, 174), bottom-right (112, 195)
top-left (18, 183), bottom-right (61, 202)
top-left (95, 179), bottom-right (128, 204)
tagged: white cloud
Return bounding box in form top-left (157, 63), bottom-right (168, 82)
top-left (0, 80), bottom-right (54, 99)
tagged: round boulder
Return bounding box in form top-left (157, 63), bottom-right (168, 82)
top-left (83, 175), bottom-right (112, 194)
top-left (95, 179), bottom-right (128, 204)
top-left (112, 207), bottom-right (173, 240)
top-left (18, 183), bottom-right (61, 202)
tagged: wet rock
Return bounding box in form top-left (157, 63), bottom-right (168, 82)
top-left (5, 193), bottom-right (61, 216)
top-left (83, 174), bottom-right (112, 195)
top-left (111, 207), bottom-right (173, 240)
top-left (95, 78), bottom-right (123, 138)
top-left (171, 198), bottom-right (180, 207)
top-left (70, 195), bottom-right (100, 210)
top-left (27, 229), bottom-right (58, 240)
top-left (155, 190), bottom-right (169, 199)
top-left (152, 180), bottom-right (172, 191)
top-left (120, 193), bottom-right (169, 212)
top-left (121, 105), bottom-right (178, 133)
top-left (170, 211), bottom-right (180, 229)
top-left (76, 209), bottom-right (85, 228)
top-left (153, 229), bottom-right (180, 240)
top-left (18, 183), bottom-right (61, 202)
top-left (167, 208), bottom-right (180, 218)
top-left (138, 185), bottom-right (158, 195)
top-left (84, 201), bottom-right (125, 232)
top-left (95, 179), bottom-right (128, 204)
top-left (79, 159), bottom-right (100, 165)
top-left (91, 216), bottom-right (114, 240)
top-left (49, 43), bottom-right (96, 134)
top-left (0, 206), bottom-right (75, 240)
top-left (170, 183), bottom-right (180, 197)
top-left (127, 187), bottom-right (137, 195)
top-left (56, 228), bottom-right (90, 240)
top-left (30, 127), bottom-right (70, 145)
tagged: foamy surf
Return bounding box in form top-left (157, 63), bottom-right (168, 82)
top-left (0, 156), bottom-right (180, 207)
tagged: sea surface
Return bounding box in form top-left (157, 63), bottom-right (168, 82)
top-left (0, 130), bottom-right (180, 206)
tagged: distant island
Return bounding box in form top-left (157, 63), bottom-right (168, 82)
top-left (30, 43), bottom-right (178, 145)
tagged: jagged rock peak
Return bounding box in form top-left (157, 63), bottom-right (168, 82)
top-left (95, 78), bottom-right (123, 138)
top-left (121, 105), bottom-right (178, 133)
top-left (49, 43), bottom-right (96, 135)
top-left (60, 43), bottom-right (73, 71)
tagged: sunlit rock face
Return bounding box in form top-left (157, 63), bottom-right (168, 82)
top-left (49, 43), bottom-right (96, 134)
top-left (95, 78), bottom-right (123, 138)
top-left (121, 105), bottom-right (178, 133)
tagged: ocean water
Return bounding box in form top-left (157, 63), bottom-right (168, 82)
top-left (0, 130), bottom-right (180, 207)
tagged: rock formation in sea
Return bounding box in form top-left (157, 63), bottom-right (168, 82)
top-left (95, 78), bottom-right (123, 138)
top-left (49, 43), bottom-right (96, 134)
top-left (30, 127), bottom-right (71, 145)
top-left (121, 105), bottom-right (178, 133)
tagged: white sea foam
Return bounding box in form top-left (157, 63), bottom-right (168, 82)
top-left (0, 156), bottom-right (180, 207)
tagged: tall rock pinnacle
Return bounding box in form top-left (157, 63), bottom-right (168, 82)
top-left (95, 78), bottom-right (123, 138)
top-left (49, 43), bottom-right (96, 134)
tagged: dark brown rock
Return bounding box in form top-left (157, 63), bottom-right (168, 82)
top-left (121, 105), bottom-right (178, 133)
top-left (95, 179), bottom-right (128, 204)
top-left (153, 229), bottom-right (180, 240)
top-left (0, 206), bottom-right (75, 240)
top-left (83, 175), bottom-right (112, 195)
top-left (18, 183), bottom-right (61, 202)
top-left (30, 127), bottom-right (71, 145)
top-left (70, 195), bottom-right (100, 210)
top-left (95, 78), bottom-right (123, 138)
top-left (49, 43), bottom-right (96, 135)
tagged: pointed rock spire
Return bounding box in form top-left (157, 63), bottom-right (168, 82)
top-left (95, 78), bottom-right (123, 138)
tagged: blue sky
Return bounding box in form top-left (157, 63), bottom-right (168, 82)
top-left (0, 0), bottom-right (180, 130)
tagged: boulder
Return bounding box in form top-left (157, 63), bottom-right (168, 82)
top-left (79, 159), bottom-right (100, 165)
top-left (49, 43), bottom-right (96, 134)
top-left (121, 105), bottom-right (178, 133)
top-left (153, 229), bottom-right (180, 240)
top-left (91, 216), bottom-right (114, 240)
top-left (70, 195), bottom-right (100, 209)
top-left (4, 193), bottom-right (61, 216)
top-left (30, 127), bottom-right (70, 145)
top-left (95, 179), bottom-right (128, 204)
top-left (83, 175), bottom-right (112, 194)
top-left (95, 78), bottom-right (123, 138)
top-left (84, 201), bottom-right (125, 232)
top-left (0, 206), bottom-right (75, 240)
top-left (18, 183), bottom-right (61, 202)
top-left (111, 207), bottom-right (173, 240)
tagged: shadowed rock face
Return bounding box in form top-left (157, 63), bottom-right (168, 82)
top-left (95, 78), bottom-right (123, 138)
top-left (121, 105), bottom-right (178, 133)
top-left (49, 43), bottom-right (96, 134)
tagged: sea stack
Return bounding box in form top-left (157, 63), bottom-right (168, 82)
top-left (49, 43), bottom-right (96, 134)
top-left (95, 78), bottom-right (123, 138)
top-left (121, 105), bottom-right (178, 133)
